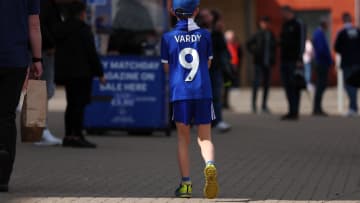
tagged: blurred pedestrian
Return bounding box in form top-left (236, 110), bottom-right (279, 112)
top-left (203, 9), bottom-right (231, 132)
top-left (247, 16), bottom-right (276, 114)
top-left (312, 18), bottom-right (332, 116)
top-left (303, 38), bottom-right (315, 92)
top-left (35, 0), bottom-right (63, 146)
top-left (0, 0), bottom-right (43, 192)
top-left (279, 6), bottom-right (306, 121)
top-left (54, 2), bottom-right (105, 148)
top-left (224, 30), bottom-right (243, 108)
top-left (335, 12), bottom-right (360, 117)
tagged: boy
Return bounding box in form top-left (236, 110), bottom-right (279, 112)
top-left (161, 0), bottom-right (219, 199)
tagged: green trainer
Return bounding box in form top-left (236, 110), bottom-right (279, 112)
top-left (175, 182), bottom-right (192, 198)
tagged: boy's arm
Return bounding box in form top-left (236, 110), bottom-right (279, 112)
top-left (161, 35), bottom-right (170, 73)
top-left (208, 60), bottom-right (212, 69)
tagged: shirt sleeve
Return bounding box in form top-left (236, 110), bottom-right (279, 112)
top-left (206, 32), bottom-right (213, 60)
top-left (28, 0), bottom-right (40, 15)
top-left (160, 35), bottom-right (169, 64)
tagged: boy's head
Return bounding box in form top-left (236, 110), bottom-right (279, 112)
top-left (173, 0), bottom-right (200, 19)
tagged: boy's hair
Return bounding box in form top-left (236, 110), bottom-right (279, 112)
top-left (68, 1), bottom-right (86, 19)
top-left (175, 8), bottom-right (195, 20)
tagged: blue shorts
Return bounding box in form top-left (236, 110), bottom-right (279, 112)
top-left (172, 99), bottom-right (215, 125)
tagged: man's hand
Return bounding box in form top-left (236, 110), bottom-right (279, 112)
top-left (99, 76), bottom-right (107, 85)
top-left (30, 62), bottom-right (43, 78)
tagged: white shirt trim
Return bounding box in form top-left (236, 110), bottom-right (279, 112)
top-left (188, 18), bottom-right (200, 32)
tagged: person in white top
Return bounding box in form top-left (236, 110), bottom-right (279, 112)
top-left (303, 38), bottom-right (315, 92)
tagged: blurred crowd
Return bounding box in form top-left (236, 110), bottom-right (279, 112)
top-left (191, 5), bottom-right (360, 122)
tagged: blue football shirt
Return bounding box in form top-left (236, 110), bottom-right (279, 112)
top-left (161, 18), bottom-right (213, 102)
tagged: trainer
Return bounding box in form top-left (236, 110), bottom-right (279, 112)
top-left (0, 0), bottom-right (43, 192)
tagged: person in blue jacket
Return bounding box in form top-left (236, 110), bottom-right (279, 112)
top-left (312, 18), bottom-right (333, 116)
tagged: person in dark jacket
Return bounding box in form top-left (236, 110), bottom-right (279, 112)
top-left (247, 16), bottom-right (276, 114)
top-left (0, 0), bottom-right (43, 192)
top-left (334, 13), bottom-right (360, 117)
top-left (208, 9), bottom-right (231, 132)
top-left (312, 18), bottom-right (333, 116)
top-left (279, 6), bottom-right (306, 120)
top-left (54, 2), bottom-right (105, 148)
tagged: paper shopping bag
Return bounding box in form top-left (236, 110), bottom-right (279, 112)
top-left (20, 79), bottom-right (47, 143)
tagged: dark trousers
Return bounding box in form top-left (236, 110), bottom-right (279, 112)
top-left (343, 66), bottom-right (359, 112)
top-left (223, 86), bottom-right (230, 108)
top-left (252, 64), bottom-right (271, 111)
top-left (0, 67), bottom-right (27, 184)
top-left (64, 78), bottom-right (92, 137)
top-left (223, 66), bottom-right (240, 108)
top-left (210, 67), bottom-right (223, 125)
top-left (314, 64), bottom-right (329, 113)
top-left (281, 62), bottom-right (301, 116)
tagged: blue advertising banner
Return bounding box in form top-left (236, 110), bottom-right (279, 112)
top-left (84, 56), bottom-right (168, 129)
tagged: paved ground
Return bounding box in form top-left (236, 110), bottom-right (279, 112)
top-left (1, 88), bottom-right (360, 203)
top-left (229, 88), bottom-right (360, 115)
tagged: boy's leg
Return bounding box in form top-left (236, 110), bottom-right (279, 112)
top-left (176, 122), bottom-right (191, 179)
top-left (173, 101), bottom-right (193, 198)
top-left (197, 124), bottom-right (215, 163)
top-left (194, 100), bottom-right (219, 199)
top-left (198, 124), bottom-right (218, 199)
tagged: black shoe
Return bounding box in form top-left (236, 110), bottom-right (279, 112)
top-left (281, 114), bottom-right (299, 121)
top-left (313, 111), bottom-right (328, 117)
top-left (0, 184), bottom-right (8, 192)
top-left (63, 137), bottom-right (97, 149)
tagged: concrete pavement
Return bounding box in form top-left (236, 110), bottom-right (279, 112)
top-left (1, 88), bottom-right (360, 203)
